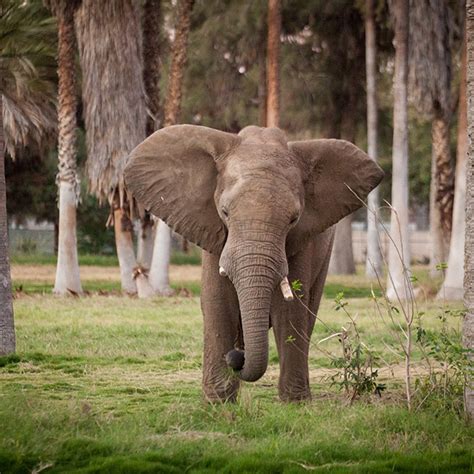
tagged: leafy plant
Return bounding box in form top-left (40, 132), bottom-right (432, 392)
top-left (414, 307), bottom-right (471, 414)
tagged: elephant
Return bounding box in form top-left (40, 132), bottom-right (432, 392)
top-left (124, 125), bottom-right (383, 403)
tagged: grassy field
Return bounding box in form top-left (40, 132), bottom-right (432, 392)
top-left (1, 263), bottom-right (472, 473)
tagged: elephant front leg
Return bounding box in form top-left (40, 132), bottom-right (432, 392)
top-left (272, 231), bottom-right (334, 402)
top-left (201, 251), bottom-right (242, 403)
top-left (272, 297), bottom-right (314, 402)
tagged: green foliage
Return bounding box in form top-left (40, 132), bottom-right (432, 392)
top-left (0, 0), bottom-right (57, 155)
top-left (415, 307), bottom-right (471, 414)
top-left (328, 292), bottom-right (386, 400)
top-left (77, 193), bottom-right (115, 255)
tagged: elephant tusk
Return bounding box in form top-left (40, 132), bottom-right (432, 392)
top-left (219, 266), bottom-right (227, 277)
top-left (280, 277), bottom-right (294, 301)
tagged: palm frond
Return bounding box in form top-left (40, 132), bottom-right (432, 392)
top-left (0, 0), bottom-right (57, 157)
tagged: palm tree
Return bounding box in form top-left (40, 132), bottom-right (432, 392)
top-left (266, 0), bottom-right (281, 128)
top-left (409, 0), bottom-right (455, 275)
top-left (148, 0), bottom-right (194, 296)
top-left (137, 0), bottom-right (162, 271)
top-left (387, 0), bottom-right (412, 301)
top-left (464, 0), bottom-right (474, 420)
top-left (75, 0), bottom-right (152, 296)
top-left (0, 0), bottom-right (56, 354)
top-left (439, 32), bottom-right (467, 300)
top-left (0, 99), bottom-right (14, 356)
top-left (365, 0), bottom-right (383, 278)
top-left (45, 0), bottom-right (82, 296)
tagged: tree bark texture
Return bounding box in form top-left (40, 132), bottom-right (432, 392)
top-left (113, 202), bottom-right (137, 295)
top-left (439, 36), bottom-right (467, 300)
top-left (365, 0), bottom-right (383, 278)
top-left (328, 215), bottom-right (356, 275)
top-left (163, 0), bottom-right (194, 128)
top-left (266, 0), bottom-right (280, 128)
top-left (54, 3), bottom-right (82, 295)
top-left (387, 0), bottom-right (412, 301)
top-left (149, 0), bottom-right (194, 295)
top-left (149, 219), bottom-right (174, 295)
top-left (137, 211), bottom-right (155, 270)
top-left (258, 32), bottom-right (267, 127)
top-left (464, 0), bottom-right (474, 420)
top-left (328, 86), bottom-right (358, 276)
top-left (430, 113), bottom-right (454, 274)
top-left (143, 0), bottom-right (162, 135)
top-left (0, 95), bottom-right (16, 355)
top-left (75, 0), bottom-right (147, 295)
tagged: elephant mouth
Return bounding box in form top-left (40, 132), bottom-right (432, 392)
top-left (220, 265), bottom-right (294, 301)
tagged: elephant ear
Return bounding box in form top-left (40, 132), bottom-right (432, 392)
top-left (124, 125), bottom-right (241, 254)
top-left (287, 139), bottom-right (384, 255)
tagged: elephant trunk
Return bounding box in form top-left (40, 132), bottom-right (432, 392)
top-left (221, 235), bottom-right (288, 383)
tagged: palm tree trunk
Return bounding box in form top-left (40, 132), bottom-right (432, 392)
top-left (463, 0), bottom-right (474, 420)
top-left (143, 0), bottom-right (162, 136)
top-left (137, 0), bottom-right (162, 270)
top-left (328, 215), bottom-right (356, 275)
top-left (266, 0), bottom-right (280, 128)
top-left (137, 211), bottom-right (155, 270)
top-left (113, 198), bottom-right (137, 294)
top-left (75, 0), bottom-right (150, 296)
top-left (329, 88), bottom-right (357, 276)
top-left (53, 3), bottom-right (82, 295)
top-left (258, 32), bottom-right (267, 127)
top-left (387, 0), bottom-right (412, 301)
top-left (365, 0), bottom-right (383, 278)
top-left (149, 0), bottom-right (194, 295)
top-left (438, 35), bottom-right (467, 300)
top-left (0, 95), bottom-right (16, 355)
top-left (429, 112), bottom-right (454, 275)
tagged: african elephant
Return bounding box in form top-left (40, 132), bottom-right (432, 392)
top-left (124, 125), bottom-right (383, 402)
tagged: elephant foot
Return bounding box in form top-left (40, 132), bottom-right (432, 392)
top-left (203, 385), bottom-right (239, 404)
top-left (279, 390), bottom-right (312, 403)
top-left (203, 371), bottom-right (240, 404)
top-left (278, 379), bottom-right (311, 403)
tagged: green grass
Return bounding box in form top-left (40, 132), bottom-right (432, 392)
top-left (10, 248), bottom-right (202, 267)
top-left (1, 292), bottom-right (472, 473)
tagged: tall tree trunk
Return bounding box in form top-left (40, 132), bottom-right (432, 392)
top-left (53, 3), bottom-right (82, 295)
top-left (329, 85), bottom-right (357, 276)
top-left (258, 27), bottom-right (267, 127)
top-left (438, 34), bottom-right (467, 300)
top-left (387, 0), bottom-right (412, 301)
top-left (113, 197), bottom-right (137, 294)
top-left (143, 0), bottom-right (162, 136)
top-left (365, 0), bottom-right (383, 278)
top-left (149, 0), bottom-right (194, 295)
top-left (328, 215), bottom-right (356, 275)
top-left (266, 0), bottom-right (280, 128)
top-left (0, 95), bottom-right (16, 355)
top-left (430, 111), bottom-right (454, 274)
top-left (463, 0), bottom-right (474, 420)
top-left (137, 211), bottom-right (155, 270)
top-left (138, 0), bottom-right (162, 271)
top-left (75, 0), bottom-right (151, 296)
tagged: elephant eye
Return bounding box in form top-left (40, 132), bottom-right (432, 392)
top-left (222, 208), bottom-right (229, 218)
top-left (290, 214), bottom-right (299, 226)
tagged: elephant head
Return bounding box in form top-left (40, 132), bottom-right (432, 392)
top-left (124, 125), bottom-right (383, 382)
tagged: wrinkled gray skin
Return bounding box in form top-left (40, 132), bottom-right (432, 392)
top-left (124, 125), bottom-right (383, 402)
